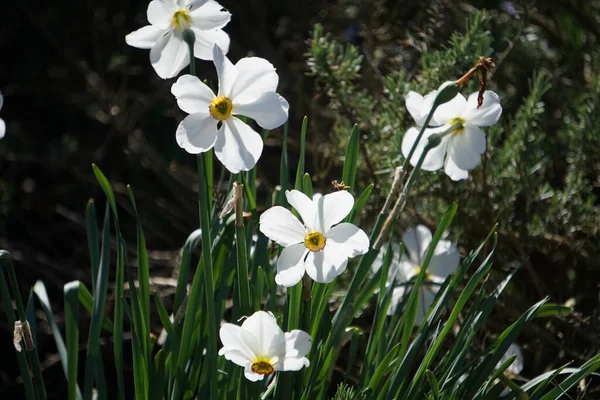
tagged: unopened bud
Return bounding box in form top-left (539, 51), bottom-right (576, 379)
top-left (433, 81), bottom-right (459, 107)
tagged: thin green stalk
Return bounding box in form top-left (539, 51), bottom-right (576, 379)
top-left (234, 179), bottom-right (252, 315)
top-left (5, 253), bottom-right (47, 400)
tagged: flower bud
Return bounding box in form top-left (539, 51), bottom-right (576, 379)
top-left (433, 81), bottom-right (460, 107)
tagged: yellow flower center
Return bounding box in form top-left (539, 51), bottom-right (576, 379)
top-left (209, 96), bottom-right (233, 120)
top-left (251, 360), bottom-right (274, 375)
top-left (171, 9), bottom-right (192, 30)
top-left (448, 117), bottom-right (466, 135)
top-left (304, 232), bottom-right (327, 252)
top-left (413, 266), bottom-right (433, 282)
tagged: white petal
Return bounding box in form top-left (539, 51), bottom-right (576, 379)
top-left (214, 118), bottom-right (263, 173)
top-left (175, 113), bottom-right (218, 154)
top-left (218, 323), bottom-right (255, 364)
top-left (234, 92), bottom-right (289, 130)
top-left (241, 311), bottom-right (285, 356)
top-left (259, 206), bottom-right (306, 247)
top-left (433, 93), bottom-right (466, 125)
top-left (371, 243), bottom-right (402, 286)
top-left (448, 125), bottom-right (486, 170)
top-left (191, 27), bottom-right (230, 61)
top-left (0, 119), bottom-right (5, 139)
top-left (150, 31), bottom-right (189, 79)
top-left (326, 223), bottom-right (369, 258)
top-left (428, 240), bottom-right (460, 279)
top-left (244, 367), bottom-right (265, 381)
top-left (213, 44), bottom-right (236, 97)
top-left (387, 286), bottom-right (405, 316)
top-left (500, 344), bottom-right (524, 375)
top-left (405, 91), bottom-right (425, 125)
top-left (397, 258), bottom-right (417, 281)
top-left (280, 357), bottom-right (310, 371)
top-left (401, 225), bottom-right (432, 265)
top-left (464, 91), bottom-right (502, 126)
top-left (444, 155), bottom-right (469, 181)
top-left (275, 243), bottom-right (307, 287)
top-left (125, 25), bottom-right (166, 49)
top-left (218, 349), bottom-right (252, 367)
top-left (405, 90), bottom-right (438, 126)
top-left (285, 190), bottom-right (315, 229)
top-left (189, 0), bottom-right (231, 30)
top-left (147, 0), bottom-right (177, 30)
top-left (401, 127), bottom-right (447, 171)
top-left (229, 58), bottom-right (279, 105)
top-left (315, 191), bottom-right (354, 233)
top-left (284, 330), bottom-right (311, 359)
top-left (171, 74), bottom-right (214, 114)
top-left (304, 247), bottom-right (348, 284)
top-left (0, 92), bottom-right (4, 111)
top-left (415, 286), bottom-right (438, 326)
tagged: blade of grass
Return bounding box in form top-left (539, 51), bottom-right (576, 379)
top-left (82, 202), bottom-right (111, 400)
top-left (64, 281), bottom-right (83, 400)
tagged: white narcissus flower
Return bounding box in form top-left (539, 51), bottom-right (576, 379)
top-left (218, 311), bottom-right (311, 381)
top-left (0, 92), bottom-right (5, 139)
top-left (125, 0), bottom-right (231, 79)
top-left (259, 190), bottom-right (370, 286)
top-left (401, 90), bottom-right (502, 181)
top-left (386, 225), bottom-right (460, 325)
top-left (171, 45), bottom-right (289, 173)
top-left (498, 343), bottom-right (524, 375)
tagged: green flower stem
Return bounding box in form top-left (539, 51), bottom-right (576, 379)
top-left (178, 29), bottom-right (218, 399)
top-left (374, 121), bottom-right (461, 249)
top-left (1, 251), bottom-right (47, 400)
top-left (0, 251), bottom-right (36, 400)
top-left (234, 179), bottom-right (252, 316)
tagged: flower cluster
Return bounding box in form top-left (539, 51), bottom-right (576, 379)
top-left (402, 89), bottom-right (502, 180)
top-left (126, 0), bottom-right (288, 173)
top-left (123, 0), bottom-right (504, 385)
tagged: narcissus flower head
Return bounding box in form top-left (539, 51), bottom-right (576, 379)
top-left (218, 311), bottom-right (311, 381)
top-left (402, 90), bottom-right (502, 181)
top-left (171, 45), bottom-right (289, 173)
top-left (259, 190), bottom-right (370, 286)
top-left (383, 225), bottom-right (460, 325)
top-left (125, 0), bottom-right (231, 79)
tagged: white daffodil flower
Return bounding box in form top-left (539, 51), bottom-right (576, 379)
top-left (218, 311), bottom-right (311, 381)
top-left (171, 45), bottom-right (289, 173)
top-left (401, 90), bottom-right (502, 181)
top-left (0, 92), bottom-right (5, 139)
top-left (259, 190), bottom-right (370, 286)
top-left (125, 0), bottom-right (231, 79)
top-left (385, 225), bottom-right (460, 325)
top-left (499, 343), bottom-right (524, 375)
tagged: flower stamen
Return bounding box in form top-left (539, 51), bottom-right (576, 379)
top-left (171, 9), bottom-right (192, 30)
top-left (448, 117), bottom-right (466, 135)
top-left (251, 360), bottom-right (274, 375)
top-left (209, 96), bottom-right (233, 120)
top-left (304, 232), bottom-right (326, 252)
top-left (413, 266), bottom-right (433, 282)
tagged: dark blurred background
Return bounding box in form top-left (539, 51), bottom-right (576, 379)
top-left (0, 0), bottom-right (599, 398)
